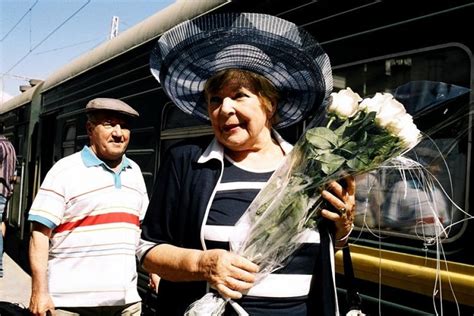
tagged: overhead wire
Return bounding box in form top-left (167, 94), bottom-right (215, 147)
top-left (29, 3), bottom-right (33, 50)
top-left (33, 38), bottom-right (102, 55)
top-left (4, 0), bottom-right (91, 75)
top-left (0, 73), bottom-right (32, 80)
top-left (0, 0), bottom-right (40, 42)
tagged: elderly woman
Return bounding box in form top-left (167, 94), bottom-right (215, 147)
top-left (139, 13), bottom-right (355, 315)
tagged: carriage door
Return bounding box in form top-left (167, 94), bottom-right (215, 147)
top-left (39, 112), bottom-right (58, 183)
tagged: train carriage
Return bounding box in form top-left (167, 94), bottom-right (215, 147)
top-left (1, 81), bottom-right (43, 268)
top-left (1, 0), bottom-right (473, 314)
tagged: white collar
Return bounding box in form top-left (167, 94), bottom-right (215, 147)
top-left (197, 129), bottom-right (293, 164)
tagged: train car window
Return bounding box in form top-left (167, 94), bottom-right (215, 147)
top-left (14, 125), bottom-right (26, 165)
top-left (158, 102), bottom-right (213, 170)
top-left (62, 122), bottom-right (76, 158)
top-left (162, 102), bottom-right (208, 130)
top-left (332, 44), bottom-right (471, 244)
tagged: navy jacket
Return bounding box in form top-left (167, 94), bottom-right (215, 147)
top-left (141, 137), bottom-right (221, 314)
top-left (141, 136), bottom-right (338, 315)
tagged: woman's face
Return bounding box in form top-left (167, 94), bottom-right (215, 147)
top-left (207, 82), bottom-right (274, 152)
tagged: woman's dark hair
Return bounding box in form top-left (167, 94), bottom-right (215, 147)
top-left (204, 69), bottom-right (280, 124)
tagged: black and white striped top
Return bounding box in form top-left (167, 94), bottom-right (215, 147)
top-left (203, 155), bottom-right (321, 315)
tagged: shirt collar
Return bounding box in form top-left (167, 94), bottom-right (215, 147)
top-left (81, 146), bottom-right (130, 170)
top-left (197, 129), bottom-right (293, 164)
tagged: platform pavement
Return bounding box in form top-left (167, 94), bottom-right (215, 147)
top-left (0, 253), bottom-right (31, 307)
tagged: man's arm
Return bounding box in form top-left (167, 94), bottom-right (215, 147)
top-left (29, 222), bottom-right (55, 316)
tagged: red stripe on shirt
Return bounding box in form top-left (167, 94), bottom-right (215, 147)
top-left (54, 212), bottom-right (139, 233)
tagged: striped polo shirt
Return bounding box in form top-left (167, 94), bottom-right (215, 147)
top-left (28, 146), bottom-right (149, 307)
top-left (203, 155), bottom-right (321, 315)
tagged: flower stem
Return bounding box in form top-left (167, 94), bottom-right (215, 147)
top-left (326, 116), bottom-right (335, 128)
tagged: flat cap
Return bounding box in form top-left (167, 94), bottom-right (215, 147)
top-left (85, 98), bottom-right (139, 117)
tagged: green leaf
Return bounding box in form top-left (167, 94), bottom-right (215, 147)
top-left (337, 141), bottom-right (358, 158)
top-left (310, 147), bottom-right (331, 157)
top-left (318, 153), bottom-right (346, 175)
top-left (305, 127), bottom-right (338, 149)
top-left (347, 153), bottom-right (371, 170)
top-left (343, 111), bottom-right (376, 139)
top-left (334, 119), bottom-right (350, 137)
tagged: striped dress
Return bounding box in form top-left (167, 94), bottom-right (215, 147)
top-left (203, 155), bottom-right (321, 315)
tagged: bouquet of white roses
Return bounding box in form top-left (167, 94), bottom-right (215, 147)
top-left (230, 88), bottom-right (420, 273)
top-left (185, 87), bottom-right (421, 316)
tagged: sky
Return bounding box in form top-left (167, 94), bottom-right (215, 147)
top-left (0, 0), bottom-right (175, 105)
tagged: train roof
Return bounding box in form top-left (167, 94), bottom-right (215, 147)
top-left (0, 81), bottom-right (44, 115)
top-left (40, 0), bottom-right (230, 94)
top-left (1, 0), bottom-right (229, 116)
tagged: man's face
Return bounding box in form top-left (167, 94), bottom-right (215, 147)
top-left (86, 111), bottom-right (131, 165)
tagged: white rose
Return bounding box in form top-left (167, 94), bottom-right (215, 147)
top-left (397, 122), bottom-right (421, 149)
top-left (386, 113), bottom-right (413, 136)
top-left (374, 93), bottom-right (407, 128)
top-left (327, 87), bottom-right (361, 119)
top-left (359, 92), bottom-right (390, 114)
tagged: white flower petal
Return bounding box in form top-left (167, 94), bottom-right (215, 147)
top-left (327, 87), bottom-right (361, 119)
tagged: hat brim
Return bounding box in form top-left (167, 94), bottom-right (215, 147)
top-left (85, 108), bottom-right (138, 118)
top-left (85, 98), bottom-right (139, 117)
top-left (150, 13), bottom-right (332, 129)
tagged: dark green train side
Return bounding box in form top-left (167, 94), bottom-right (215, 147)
top-left (2, 1), bottom-right (472, 314)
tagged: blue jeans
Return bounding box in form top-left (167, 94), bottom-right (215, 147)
top-left (0, 195), bottom-right (6, 278)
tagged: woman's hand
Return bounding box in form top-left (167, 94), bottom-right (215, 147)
top-left (320, 176), bottom-right (356, 243)
top-left (198, 249), bottom-right (259, 299)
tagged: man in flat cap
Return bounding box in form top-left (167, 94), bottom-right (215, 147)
top-left (28, 98), bottom-right (148, 316)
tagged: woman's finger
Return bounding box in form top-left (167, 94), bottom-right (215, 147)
top-left (326, 181), bottom-right (344, 198)
top-left (225, 275), bottom-right (255, 292)
top-left (322, 177), bottom-right (356, 216)
top-left (345, 176), bottom-right (356, 196)
top-left (320, 209), bottom-right (342, 222)
top-left (214, 273), bottom-right (256, 298)
top-left (230, 254), bottom-right (260, 273)
top-left (321, 189), bottom-right (346, 211)
top-left (229, 264), bottom-right (257, 283)
top-left (215, 281), bottom-right (244, 299)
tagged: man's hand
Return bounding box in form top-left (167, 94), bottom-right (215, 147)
top-left (29, 291), bottom-right (55, 316)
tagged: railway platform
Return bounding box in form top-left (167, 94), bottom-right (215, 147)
top-left (0, 253), bottom-right (31, 307)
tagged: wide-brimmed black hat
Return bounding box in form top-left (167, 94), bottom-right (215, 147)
top-left (150, 12), bottom-right (333, 129)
